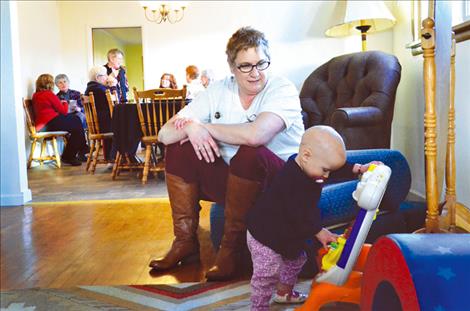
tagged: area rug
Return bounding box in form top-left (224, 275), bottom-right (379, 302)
top-left (0, 280), bottom-right (358, 311)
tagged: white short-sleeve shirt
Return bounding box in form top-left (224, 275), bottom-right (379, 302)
top-left (178, 75), bottom-right (305, 163)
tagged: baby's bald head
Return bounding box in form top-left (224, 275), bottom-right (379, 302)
top-left (296, 126), bottom-right (346, 181)
top-left (300, 126), bottom-right (345, 157)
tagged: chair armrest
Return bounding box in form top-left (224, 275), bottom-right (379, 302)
top-left (331, 107), bottom-right (383, 128)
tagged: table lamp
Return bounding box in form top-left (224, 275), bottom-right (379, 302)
top-left (325, 1), bottom-right (396, 51)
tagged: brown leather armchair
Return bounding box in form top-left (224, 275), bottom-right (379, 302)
top-left (299, 51), bottom-right (401, 149)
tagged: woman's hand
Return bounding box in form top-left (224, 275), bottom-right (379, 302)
top-left (184, 122), bottom-right (220, 163)
top-left (173, 117), bottom-right (193, 130)
top-left (315, 228), bottom-right (339, 250)
top-left (107, 76), bottom-right (118, 87)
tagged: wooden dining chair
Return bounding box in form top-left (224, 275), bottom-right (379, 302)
top-left (22, 98), bottom-right (69, 168)
top-left (81, 92), bottom-right (114, 174)
top-left (132, 86), bottom-right (187, 184)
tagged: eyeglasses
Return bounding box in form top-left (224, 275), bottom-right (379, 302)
top-left (236, 60), bottom-right (271, 73)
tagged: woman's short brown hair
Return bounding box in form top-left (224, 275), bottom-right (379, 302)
top-left (186, 65), bottom-right (200, 80)
top-left (35, 74), bottom-right (55, 92)
top-left (226, 27), bottom-right (270, 67)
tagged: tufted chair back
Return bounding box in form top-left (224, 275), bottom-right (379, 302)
top-left (300, 51), bottom-right (401, 149)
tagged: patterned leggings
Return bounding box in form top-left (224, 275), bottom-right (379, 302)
top-left (247, 231), bottom-right (307, 311)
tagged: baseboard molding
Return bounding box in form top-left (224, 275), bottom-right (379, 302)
top-left (0, 189), bottom-right (32, 207)
top-left (30, 197), bottom-right (171, 206)
top-left (29, 198), bottom-right (213, 208)
top-left (408, 189), bottom-right (425, 200)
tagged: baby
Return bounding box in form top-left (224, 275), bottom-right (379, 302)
top-left (246, 125), bottom-right (374, 310)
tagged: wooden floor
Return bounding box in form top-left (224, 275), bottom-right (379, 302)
top-left (27, 160), bottom-right (168, 202)
top-left (0, 199), bottom-right (243, 290)
top-left (1, 159), bottom-right (250, 291)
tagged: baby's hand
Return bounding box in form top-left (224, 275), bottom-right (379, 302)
top-left (315, 228), bottom-right (339, 250)
top-left (354, 161), bottom-right (384, 174)
top-left (174, 117), bottom-right (193, 130)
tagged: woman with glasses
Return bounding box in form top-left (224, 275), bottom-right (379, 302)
top-left (55, 74), bottom-right (87, 129)
top-left (150, 27), bottom-right (304, 282)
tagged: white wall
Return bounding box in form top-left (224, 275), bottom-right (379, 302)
top-left (391, 1), bottom-right (426, 198)
top-left (54, 1), bottom-right (392, 93)
top-left (16, 0), bottom-right (63, 97)
top-left (391, 1), bottom-right (469, 209)
top-left (454, 40), bottom-right (470, 206)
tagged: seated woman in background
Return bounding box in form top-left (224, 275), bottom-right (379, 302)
top-left (185, 65), bottom-right (205, 100)
top-left (32, 74), bottom-right (88, 166)
top-left (85, 66), bottom-right (114, 160)
top-left (55, 74), bottom-right (87, 129)
top-left (200, 69), bottom-right (215, 88)
top-left (160, 73), bottom-right (178, 89)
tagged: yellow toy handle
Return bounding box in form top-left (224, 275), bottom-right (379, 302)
top-left (321, 236), bottom-right (347, 271)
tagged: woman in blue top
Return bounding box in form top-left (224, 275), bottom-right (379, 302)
top-left (55, 74), bottom-right (86, 129)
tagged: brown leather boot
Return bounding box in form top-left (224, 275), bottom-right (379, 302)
top-left (149, 173), bottom-right (200, 271)
top-left (205, 173), bottom-right (261, 281)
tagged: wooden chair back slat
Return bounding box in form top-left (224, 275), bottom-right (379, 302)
top-left (133, 86), bottom-right (187, 139)
top-left (145, 99), bottom-right (152, 136)
top-left (105, 89), bottom-right (120, 117)
top-left (22, 98), bottom-right (37, 136)
top-left (165, 98), bottom-right (170, 133)
top-left (158, 100), bottom-right (164, 138)
top-left (81, 94), bottom-right (92, 135)
top-left (151, 100), bottom-right (158, 137)
top-left (89, 92), bottom-right (101, 134)
top-left (82, 92), bottom-right (102, 135)
top-left (105, 89), bottom-right (114, 118)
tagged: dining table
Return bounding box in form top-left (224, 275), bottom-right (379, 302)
top-left (112, 103), bottom-right (141, 155)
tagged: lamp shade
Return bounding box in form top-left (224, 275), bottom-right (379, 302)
top-left (326, 1), bottom-right (396, 37)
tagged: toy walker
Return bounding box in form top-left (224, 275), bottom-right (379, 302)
top-left (297, 164), bottom-right (391, 310)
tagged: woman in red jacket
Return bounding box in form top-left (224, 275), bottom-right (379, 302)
top-left (32, 74), bottom-right (87, 166)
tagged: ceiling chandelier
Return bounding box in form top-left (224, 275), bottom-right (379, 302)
top-left (141, 1), bottom-right (188, 24)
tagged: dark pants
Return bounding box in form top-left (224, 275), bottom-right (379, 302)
top-left (165, 143), bottom-right (285, 204)
top-left (41, 114), bottom-right (87, 160)
top-left (97, 110), bottom-right (114, 160)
